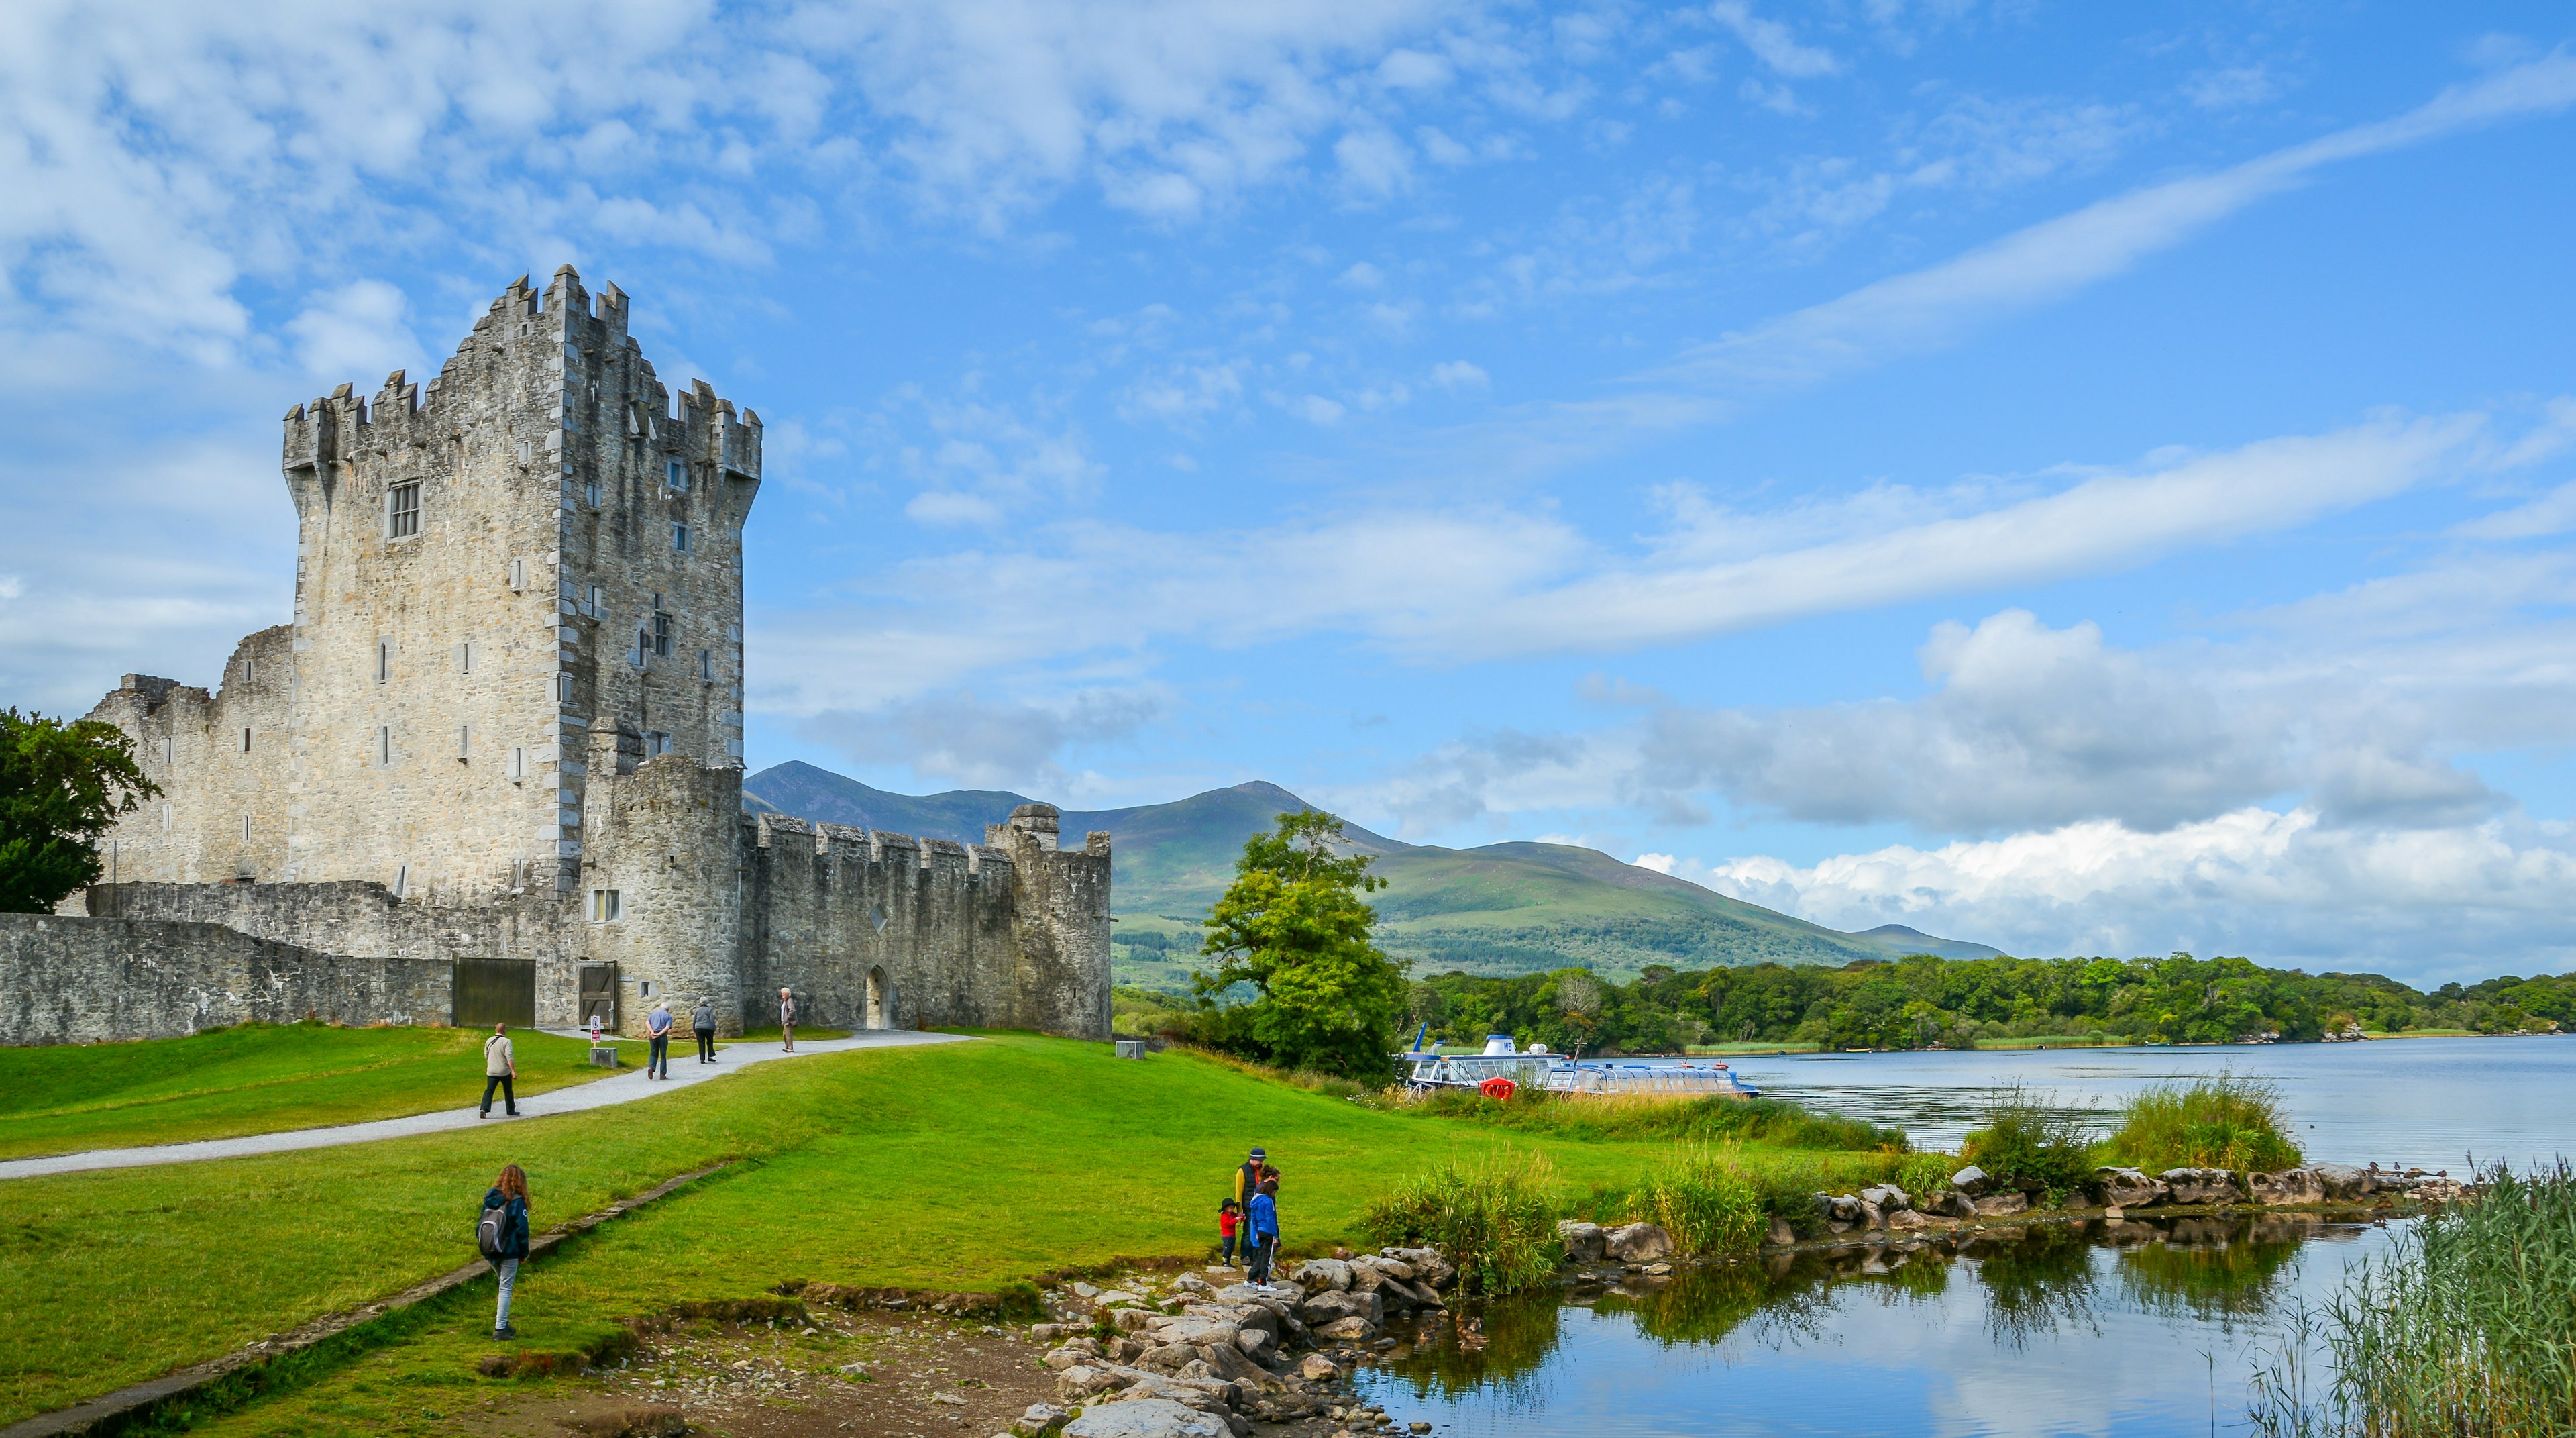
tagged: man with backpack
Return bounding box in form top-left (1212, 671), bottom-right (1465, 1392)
top-left (478, 1164), bottom-right (533, 1340)
top-left (479, 1023), bottom-right (519, 1118)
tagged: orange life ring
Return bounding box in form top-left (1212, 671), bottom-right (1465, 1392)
top-left (1478, 1077), bottom-right (1517, 1100)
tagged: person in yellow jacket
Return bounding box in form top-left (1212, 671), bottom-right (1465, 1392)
top-left (1233, 1146), bottom-right (1267, 1210)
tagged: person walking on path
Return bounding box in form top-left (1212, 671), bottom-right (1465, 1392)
top-left (692, 998), bottom-right (717, 1063)
top-left (645, 1000), bottom-right (673, 1080)
top-left (778, 988), bottom-right (797, 1052)
top-left (1246, 1177), bottom-right (1281, 1284)
top-left (478, 1164), bottom-right (532, 1340)
top-left (479, 1023), bottom-right (519, 1118)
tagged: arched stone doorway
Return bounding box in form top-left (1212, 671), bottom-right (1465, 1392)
top-left (865, 967), bottom-right (888, 1030)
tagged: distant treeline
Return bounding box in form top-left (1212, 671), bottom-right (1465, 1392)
top-left (1408, 953), bottom-right (2575, 1054)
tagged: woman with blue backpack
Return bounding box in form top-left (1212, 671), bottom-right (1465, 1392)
top-left (477, 1165), bottom-right (532, 1339)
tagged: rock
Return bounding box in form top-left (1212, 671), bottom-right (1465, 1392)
top-left (1950, 1166), bottom-right (1990, 1197)
top-left (2093, 1167), bottom-right (2169, 1209)
top-left (1314, 1315), bottom-right (1376, 1341)
top-left (1556, 1221), bottom-right (1607, 1264)
top-left (1859, 1184), bottom-right (1911, 1212)
top-left (2159, 1168), bottom-right (2240, 1205)
top-left (1299, 1290), bottom-right (1383, 1327)
top-left (1014, 1403), bottom-right (1072, 1437)
top-left (1173, 1275), bottom-right (1216, 1296)
top-left (1972, 1192), bottom-right (2028, 1217)
top-left (1299, 1353), bottom-right (1344, 1381)
top-left (1605, 1223), bottom-right (1673, 1263)
top-left (1073, 1283), bottom-right (1103, 1300)
top-left (1411, 1426), bottom-right (1433, 1435)
top-left (1641, 1261), bottom-right (1673, 1276)
top-left (1098, 1290), bottom-right (1146, 1309)
top-left (1856, 1200), bottom-right (1886, 1230)
top-left (932, 1391), bottom-right (969, 1406)
top-left (1063, 1397), bottom-right (1231, 1438)
top-left (1146, 1315), bottom-right (1240, 1349)
top-left (1190, 1338), bottom-right (1263, 1383)
top-left (2251, 1169), bottom-right (2325, 1206)
top-left (1114, 1308), bottom-right (1161, 1333)
top-left (1234, 1329), bottom-right (1275, 1361)
top-left (1057, 1366), bottom-right (1110, 1400)
top-left (1766, 1217), bottom-right (1796, 1247)
top-left (2310, 1163), bottom-right (2373, 1200)
top-left (1886, 1208), bottom-right (1927, 1231)
top-left (1921, 1190), bottom-right (1974, 1219)
top-left (1291, 1259), bottom-right (1354, 1292)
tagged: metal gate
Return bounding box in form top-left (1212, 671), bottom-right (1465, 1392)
top-left (451, 958), bottom-right (537, 1029)
top-left (578, 962), bottom-right (619, 1032)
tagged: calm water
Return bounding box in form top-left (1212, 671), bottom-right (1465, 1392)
top-left (1717, 1035), bottom-right (2576, 1170)
top-left (1362, 1215), bottom-right (2394, 1438)
top-left (1353, 1039), bottom-right (2576, 1436)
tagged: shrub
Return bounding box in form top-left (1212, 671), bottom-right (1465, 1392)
top-left (1378, 1090), bottom-right (1905, 1153)
top-left (2252, 1161), bottom-right (2576, 1437)
top-left (1959, 1086), bottom-right (2094, 1200)
top-left (2098, 1076), bottom-right (2300, 1174)
top-left (1359, 1148), bottom-right (1562, 1296)
top-left (1631, 1147), bottom-right (1768, 1258)
top-left (1894, 1151), bottom-right (1960, 1197)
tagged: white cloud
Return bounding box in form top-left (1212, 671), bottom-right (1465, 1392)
top-left (1709, 1), bottom-right (1841, 79)
top-left (800, 686), bottom-right (1165, 790)
top-left (1668, 808), bottom-right (2576, 980)
top-left (282, 279), bottom-right (422, 384)
top-left (1430, 360), bottom-right (1489, 390)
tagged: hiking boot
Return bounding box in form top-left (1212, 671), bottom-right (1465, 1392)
top-left (494, 1325), bottom-right (518, 1341)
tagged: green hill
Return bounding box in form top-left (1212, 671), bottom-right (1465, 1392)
top-left (741, 762), bottom-right (2000, 988)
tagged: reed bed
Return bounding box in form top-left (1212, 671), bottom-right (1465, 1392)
top-left (1360, 1147), bottom-right (1565, 1296)
top-left (1389, 1088), bottom-right (1907, 1153)
top-left (2099, 1076), bottom-right (2302, 1174)
top-left (2251, 1160), bottom-right (2576, 1437)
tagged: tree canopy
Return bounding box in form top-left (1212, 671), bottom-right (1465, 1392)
top-left (0, 708), bottom-right (157, 913)
top-left (1193, 810), bottom-right (1410, 1078)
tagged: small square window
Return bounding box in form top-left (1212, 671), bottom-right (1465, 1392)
top-left (667, 458), bottom-right (687, 491)
top-left (646, 730), bottom-right (671, 757)
top-left (672, 522), bottom-right (690, 553)
top-left (388, 482), bottom-right (421, 539)
top-left (652, 612), bottom-right (672, 658)
top-left (589, 888), bottom-right (622, 923)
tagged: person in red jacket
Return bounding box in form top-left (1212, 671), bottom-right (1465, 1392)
top-left (1217, 1199), bottom-right (1242, 1265)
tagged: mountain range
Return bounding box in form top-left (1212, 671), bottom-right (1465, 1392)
top-left (742, 761), bottom-right (2002, 989)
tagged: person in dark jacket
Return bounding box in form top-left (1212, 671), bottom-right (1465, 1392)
top-left (692, 998), bottom-right (718, 1063)
top-left (482, 1164), bottom-right (533, 1339)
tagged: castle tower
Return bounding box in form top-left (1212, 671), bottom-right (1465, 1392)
top-left (275, 267), bottom-right (760, 901)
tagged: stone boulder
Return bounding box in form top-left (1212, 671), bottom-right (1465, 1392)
top-left (1233, 1328), bottom-right (1275, 1362)
top-left (2159, 1168), bottom-right (2240, 1205)
top-left (1766, 1217), bottom-right (1796, 1247)
top-left (1014, 1403), bottom-right (1072, 1437)
top-left (1385, 1247), bottom-right (1459, 1289)
top-left (1856, 1200), bottom-right (1886, 1230)
top-left (1297, 1353), bottom-right (1343, 1382)
top-left (1297, 1289), bottom-right (1382, 1328)
top-left (1919, 1190), bottom-right (1974, 1219)
top-left (1556, 1221), bottom-right (1607, 1264)
top-left (1972, 1192), bottom-right (2029, 1217)
top-left (2310, 1163), bottom-right (2373, 1200)
top-left (1313, 1315), bottom-right (1375, 1341)
top-left (1818, 1193), bottom-right (1864, 1224)
top-left (1063, 1397), bottom-right (1230, 1438)
top-left (2251, 1169), bottom-right (2325, 1206)
top-left (2093, 1168), bottom-right (2169, 1209)
top-left (1949, 1166), bottom-right (1990, 1197)
top-left (1289, 1258), bottom-right (1352, 1292)
top-left (1605, 1223), bottom-right (1674, 1263)
top-left (1858, 1184), bottom-right (1911, 1212)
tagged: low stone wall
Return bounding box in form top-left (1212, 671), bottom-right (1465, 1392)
top-left (0, 913), bottom-right (451, 1045)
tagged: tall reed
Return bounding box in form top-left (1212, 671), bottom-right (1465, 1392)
top-left (1359, 1147), bottom-right (1564, 1296)
top-left (2250, 1161), bottom-right (2576, 1437)
top-left (1631, 1146), bottom-right (1768, 1258)
top-left (2100, 1076), bottom-right (2300, 1173)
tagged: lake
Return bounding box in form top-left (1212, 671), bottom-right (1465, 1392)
top-left (1353, 1037), bottom-right (2576, 1436)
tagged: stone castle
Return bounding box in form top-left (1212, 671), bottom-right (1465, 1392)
top-left (47, 268), bottom-right (1110, 1042)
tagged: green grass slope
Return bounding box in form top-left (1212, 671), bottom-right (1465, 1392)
top-left (741, 764), bottom-right (1998, 984)
top-left (0, 1023), bottom-right (621, 1161)
top-left (0, 1033), bottom-right (1901, 1431)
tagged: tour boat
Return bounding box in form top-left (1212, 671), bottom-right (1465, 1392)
top-left (1397, 1031), bottom-right (1760, 1098)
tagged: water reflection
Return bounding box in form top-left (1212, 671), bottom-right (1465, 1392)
top-left (1364, 1215), bottom-right (2394, 1438)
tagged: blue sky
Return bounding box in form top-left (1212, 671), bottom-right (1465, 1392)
top-left (3, 2), bottom-right (2571, 982)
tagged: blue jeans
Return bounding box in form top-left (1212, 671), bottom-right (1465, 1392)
top-left (648, 1033), bottom-right (669, 1076)
top-left (495, 1257), bottom-right (520, 1331)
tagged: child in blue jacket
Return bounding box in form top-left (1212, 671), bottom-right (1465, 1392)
top-left (1246, 1178), bottom-right (1281, 1284)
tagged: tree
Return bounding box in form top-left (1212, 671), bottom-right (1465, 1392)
top-left (0, 708), bottom-right (158, 913)
top-left (1195, 810), bottom-right (1409, 1079)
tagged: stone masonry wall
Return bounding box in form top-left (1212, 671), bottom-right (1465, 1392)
top-left (84, 628), bottom-right (297, 885)
top-left (0, 913), bottom-right (451, 1045)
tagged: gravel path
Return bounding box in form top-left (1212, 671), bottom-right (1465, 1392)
top-left (0, 1028), bottom-right (973, 1181)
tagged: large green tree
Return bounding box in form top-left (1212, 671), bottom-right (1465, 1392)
top-left (1195, 810), bottom-right (1409, 1078)
top-left (0, 708), bottom-right (158, 913)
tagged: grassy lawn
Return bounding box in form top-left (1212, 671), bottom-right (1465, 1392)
top-left (0, 1023), bottom-right (621, 1162)
top-left (0, 1033), bottom-right (1900, 1431)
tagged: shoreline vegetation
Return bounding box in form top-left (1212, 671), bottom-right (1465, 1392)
top-left (1114, 951), bottom-right (2572, 1056)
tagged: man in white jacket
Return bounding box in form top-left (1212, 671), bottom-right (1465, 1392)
top-left (480, 1023), bottom-right (519, 1117)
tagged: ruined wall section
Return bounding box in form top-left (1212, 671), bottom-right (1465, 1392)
top-left (0, 913), bottom-right (451, 1045)
top-left (83, 627), bottom-right (296, 886)
top-left (988, 805), bottom-right (1114, 1040)
top-left (738, 813), bottom-right (1021, 1034)
top-left (87, 880), bottom-right (569, 969)
top-left (572, 756), bottom-right (745, 1033)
